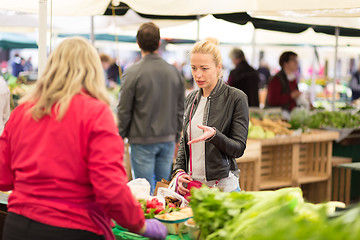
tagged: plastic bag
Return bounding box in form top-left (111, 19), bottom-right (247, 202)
top-left (127, 178), bottom-right (151, 200)
top-left (156, 187), bottom-right (189, 208)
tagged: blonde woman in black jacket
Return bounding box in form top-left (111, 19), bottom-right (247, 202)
top-left (172, 38), bottom-right (249, 195)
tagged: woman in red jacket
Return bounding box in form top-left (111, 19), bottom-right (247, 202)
top-left (0, 37), bottom-right (166, 240)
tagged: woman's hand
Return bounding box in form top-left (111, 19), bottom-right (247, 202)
top-left (177, 173), bottom-right (192, 195)
top-left (290, 90), bottom-right (301, 99)
top-left (187, 124), bottom-right (215, 145)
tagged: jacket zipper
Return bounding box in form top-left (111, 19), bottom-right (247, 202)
top-left (183, 93), bottom-right (198, 172)
top-left (205, 96), bottom-right (211, 125)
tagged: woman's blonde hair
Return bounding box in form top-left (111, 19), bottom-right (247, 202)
top-left (20, 37), bottom-right (109, 121)
top-left (190, 37), bottom-right (222, 67)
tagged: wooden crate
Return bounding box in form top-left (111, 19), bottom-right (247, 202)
top-left (260, 144), bottom-right (294, 190)
top-left (298, 130), bottom-right (339, 201)
top-left (236, 140), bottom-right (261, 191)
top-left (298, 141), bottom-right (331, 184)
top-left (332, 156), bottom-right (352, 205)
top-left (247, 130), bottom-right (339, 203)
top-left (257, 135), bottom-right (301, 190)
top-left (301, 181), bottom-right (329, 203)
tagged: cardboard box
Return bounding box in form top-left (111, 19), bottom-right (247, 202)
top-left (154, 178), bottom-right (170, 196)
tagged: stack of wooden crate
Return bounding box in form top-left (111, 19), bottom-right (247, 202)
top-left (237, 130), bottom-right (339, 203)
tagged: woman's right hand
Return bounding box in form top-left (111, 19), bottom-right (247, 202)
top-left (177, 173), bottom-right (192, 195)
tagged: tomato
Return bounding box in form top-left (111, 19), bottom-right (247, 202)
top-left (154, 207), bottom-right (164, 214)
top-left (168, 203), bottom-right (176, 208)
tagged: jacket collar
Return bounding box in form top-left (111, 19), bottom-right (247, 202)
top-left (143, 53), bottom-right (160, 60)
top-left (198, 79), bottom-right (226, 99)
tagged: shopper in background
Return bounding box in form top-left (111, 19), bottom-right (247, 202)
top-left (0, 37), bottom-right (166, 240)
top-left (266, 51), bottom-right (301, 118)
top-left (117, 22), bottom-right (184, 193)
top-left (0, 75), bottom-right (10, 135)
top-left (350, 63), bottom-right (360, 101)
top-left (99, 53), bottom-right (112, 87)
top-left (227, 48), bottom-right (260, 107)
top-left (257, 60), bottom-right (271, 89)
top-left (173, 38), bottom-right (249, 195)
top-left (107, 58), bottom-right (121, 85)
top-left (11, 54), bottom-right (24, 77)
top-left (23, 57), bottom-right (33, 72)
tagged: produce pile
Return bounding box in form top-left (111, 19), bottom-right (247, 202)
top-left (5, 74), bottom-right (33, 110)
top-left (248, 117), bottom-right (292, 139)
top-left (138, 198), bottom-right (178, 219)
top-left (290, 109), bottom-right (360, 130)
top-left (190, 187), bottom-right (360, 240)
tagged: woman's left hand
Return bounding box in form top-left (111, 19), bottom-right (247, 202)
top-left (187, 124), bottom-right (215, 145)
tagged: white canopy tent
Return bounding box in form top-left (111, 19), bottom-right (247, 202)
top-left (116, 0), bottom-right (360, 18)
top-left (0, 0), bottom-right (359, 106)
top-left (0, 0), bottom-right (359, 19)
top-left (0, 0), bottom-right (110, 15)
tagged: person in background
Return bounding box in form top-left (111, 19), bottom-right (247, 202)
top-left (258, 60), bottom-right (271, 89)
top-left (350, 63), bottom-right (360, 101)
top-left (107, 59), bottom-right (121, 85)
top-left (0, 37), bottom-right (166, 240)
top-left (266, 51), bottom-right (301, 117)
top-left (23, 57), bottom-right (33, 72)
top-left (99, 53), bottom-right (112, 87)
top-left (228, 48), bottom-right (259, 107)
top-left (0, 75), bottom-right (10, 135)
top-left (173, 38), bottom-right (249, 195)
top-left (11, 54), bottom-right (24, 77)
top-left (117, 22), bottom-right (184, 194)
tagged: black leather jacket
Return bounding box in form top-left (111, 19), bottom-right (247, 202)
top-left (173, 79), bottom-right (249, 181)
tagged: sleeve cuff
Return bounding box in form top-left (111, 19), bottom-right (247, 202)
top-left (206, 127), bottom-right (217, 142)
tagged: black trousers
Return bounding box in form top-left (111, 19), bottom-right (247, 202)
top-left (2, 212), bottom-right (104, 240)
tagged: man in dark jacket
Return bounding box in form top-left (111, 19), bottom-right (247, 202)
top-left (117, 22), bottom-right (184, 193)
top-left (228, 48), bottom-right (259, 107)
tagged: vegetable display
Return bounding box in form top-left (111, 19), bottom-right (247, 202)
top-left (289, 109), bottom-right (360, 130)
top-left (248, 118), bottom-right (292, 139)
top-left (138, 198), bottom-right (178, 219)
top-left (190, 186), bottom-right (360, 240)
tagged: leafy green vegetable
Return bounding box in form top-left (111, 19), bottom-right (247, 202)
top-left (190, 186), bottom-right (360, 240)
top-left (289, 109), bottom-right (360, 129)
top-left (289, 108), bottom-right (310, 129)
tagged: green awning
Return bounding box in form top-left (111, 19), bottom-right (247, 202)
top-left (58, 34), bottom-right (196, 44)
top-left (104, 3), bottom-right (360, 37)
top-left (0, 33), bottom-right (38, 49)
top-left (214, 13), bottom-right (360, 37)
top-left (58, 34), bottom-right (137, 43)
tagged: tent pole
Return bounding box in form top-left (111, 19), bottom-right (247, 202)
top-left (332, 27), bottom-right (339, 111)
top-left (310, 46), bottom-right (318, 104)
top-left (90, 16), bottom-right (95, 45)
top-left (38, 0), bottom-right (47, 76)
top-left (196, 15), bottom-right (200, 42)
top-left (251, 28), bottom-right (256, 66)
